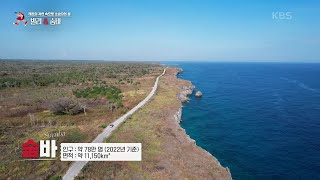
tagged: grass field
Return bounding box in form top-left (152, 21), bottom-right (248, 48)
top-left (0, 60), bottom-right (163, 179)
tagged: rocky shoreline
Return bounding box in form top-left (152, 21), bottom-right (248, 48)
top-left (75, 66), bottom-right (232, 179)
top-left (178, 85), bottom-right (195, 102)
top-left (173, 67), bottom-right (232, 179)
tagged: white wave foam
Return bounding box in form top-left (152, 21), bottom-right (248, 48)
top-left (281, 77), bottom-right (319, 93)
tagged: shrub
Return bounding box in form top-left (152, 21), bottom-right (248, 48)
top-left (50, 176), bottom-right (62, 180)
top-left (64, 129), bottom-right (86, 143)
top-left (115, 101), bottom-right (123, 107)
top-left (73, 86), bottom-right (123, 102)
top-left (99, 124), bottom-right (107, 128)
top-left (50, 98), bottom-right (84, 115)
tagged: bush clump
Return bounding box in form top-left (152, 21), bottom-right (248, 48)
top-left (50, 176), bottom-right (62, 180)
top-left (50, 98), bottom-right (84, 115)
top-left (73, 86), bottom-right (123, 101)
top-left (64, 129), bottom-right (86, 143)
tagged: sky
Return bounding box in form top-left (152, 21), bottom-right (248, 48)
top-left (0, 0), bottom-right (319, 62)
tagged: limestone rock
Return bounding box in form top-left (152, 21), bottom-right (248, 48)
top-left (178, 85), bottom-right (195, 102)
top-left (195, 91), bottom-right (202, 97)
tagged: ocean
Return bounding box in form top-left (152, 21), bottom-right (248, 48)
top-left (168, 62), bottom-right (320, 179)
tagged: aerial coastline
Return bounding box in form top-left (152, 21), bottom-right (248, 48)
top-left (0, 60), bottom-right (231, 179)
top-left (76, 66), bottom-right (232, 179)
top-left (174, 67), bottom-right (232, 179)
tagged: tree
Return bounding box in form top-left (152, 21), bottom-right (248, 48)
top-left (50, 98), bottom-right (84, 115)
top-left (80, 103), bottom-right (87, 116)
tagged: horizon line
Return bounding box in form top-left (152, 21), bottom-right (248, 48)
top-left (0, 58), bottom-right (319, 63)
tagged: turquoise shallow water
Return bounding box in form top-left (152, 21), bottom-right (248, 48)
top-left (165, 62), bottom-right (320, 180)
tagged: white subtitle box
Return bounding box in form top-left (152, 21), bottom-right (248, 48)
top-left (60, 143), bottom-right (141, 161)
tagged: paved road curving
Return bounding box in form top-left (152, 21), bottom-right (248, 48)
top-left (63, 67), bottom-right (167, 180)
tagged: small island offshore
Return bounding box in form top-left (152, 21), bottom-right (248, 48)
top-left (0, 60), bottom-right (231, 179)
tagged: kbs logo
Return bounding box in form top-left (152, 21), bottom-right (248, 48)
top-left (272, 12), bottom-right (293, 20)
top-left (22, 139), bottom-right (58, 159)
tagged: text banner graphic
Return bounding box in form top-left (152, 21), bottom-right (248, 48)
top-left (60, 143), bottom-right (141, 161)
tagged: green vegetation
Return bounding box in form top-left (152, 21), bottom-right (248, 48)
top-left (0, 60), bottom-right (164, 179)
top-left (99, 124), bottom-right (107, 128)
top-left (73, 86), bottom-right (123, 102)
top-left (0, 60), bottom-right (162, 90)
top-left (49, 175), bottom-right (62, 180)
top-left (64, 129), bottom-right (87, 143)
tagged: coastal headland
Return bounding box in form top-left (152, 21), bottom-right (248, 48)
top-left (0, 61), bottom-right (231, 179)
top-left (77, 66), bottom-right (232, 179)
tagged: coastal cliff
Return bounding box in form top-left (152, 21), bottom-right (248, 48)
top-left (78, 66), bottom-right (232, 179)
top-left (169, 67), bottom-right (232, 179)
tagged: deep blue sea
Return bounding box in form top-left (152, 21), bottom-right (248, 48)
top-left (165, 62), bottom-right (320, 179)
